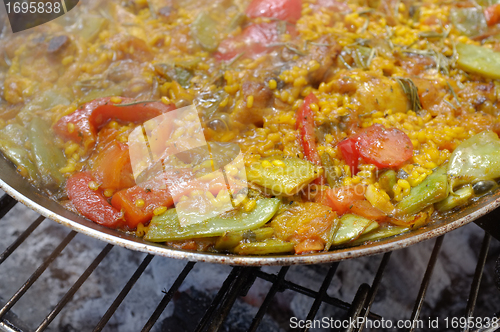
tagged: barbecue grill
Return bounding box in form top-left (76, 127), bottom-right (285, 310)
top-left (0, 192), bottom-right (499, 332)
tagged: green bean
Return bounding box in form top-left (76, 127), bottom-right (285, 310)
top-left (396, 167), bottom-right (448, 216)
top-left (0, 139), bottom-right (38, 183)
top-left (191, 12), bottom-right (219, 52)
top-left (435, 186), bottom-right (474, 212)
top-left (379, 169), bottom-right (397, 199)
top-left (351, 226), bottom-right (410, 245)
top-left (320, 153), bottom-right (339, 187)
top-left (456, 43), bottom-right (500, 79)
top-left (331, 214), bottom-right (379, 246)
top-left (234, 239), bottom-right (295, 255)
top-left (28, 118), bottom-right (66, 190)
top-left (145, 198), bottom-right (280, 242)
top-left (215, 227), bottom-right (274, 251)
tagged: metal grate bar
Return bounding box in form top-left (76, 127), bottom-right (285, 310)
top-left (35, 243), bottom-right (114, 332)
top-left (194, 266), bottom-right (244, 332)
top-left (253, 269), bottom-right (381, 320)
top-left (141, 261), bottom-right (196, 332)
top-left (247, 266), bottom-right (290, 332)
top-left (407, 235), bottom-right (445, 332)
top-left (205, 267), bottom-right (257, 332)
top-left (0, 231), bottom-right (77, 321)
top-left (0, 194), bottom-right (17, 220)
top-left (360, 252), bottom-right (392, 330)
top-left (301, 262), bottom-right (339, 332)
top-left (93, 254), bottom-right (154, 332)
top-left (464, 232), bottom-right (491, 332)
top-left (0, 215), bottom-right (44, 265)
top-left (345, 283), bottom-right (371, 332)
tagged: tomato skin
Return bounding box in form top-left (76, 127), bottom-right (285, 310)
top-left (53, 97), bottom-right (176, 152)
top-left (245, 0), bottom-right (302, 23)
top-left (485, 4), bottom-right (500, 26)
top-left (315, 185), bottom-right (366, 215)
top-left (91, 141), bottom-right (135, 191)
top-left (357, 126), bottom-right (413, 168)
top-left (66, 172), bottom-right (124, 228)
top-left (296, 93), bottom-right (327, 185)
top-left (215, 22), bottom-right (297, 61)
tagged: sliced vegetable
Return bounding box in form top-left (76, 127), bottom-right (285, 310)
top-left (0, 139), bottom-right (38, 183)
top-left (364, 184), bottom-right (394, 214)
top-left (320, 152), bottom-right (340, 187)
top-left (484, 4), bottom-right (500, 25)
top-left (29, 118), bottom-right (66, 190)
top-left (215, 227), bottom-right (274, 251)
top-left (91, 141), bottom-right (134, 191)
top-left (435, 186), bottom-right (474, 212)
top-left (447, 131), bottom-right (500, 189)
top-left (396, 167), bottom-right (448, 216)
top-left (144, 198), bottom-right (280, 242)
top-left (351, 226), bottom-right (410, 245)
top-left (271, 202), bottom-right (337, 252)
top-left (215, 22), bottom-right (297, 61)
top-left (337, 137), bottom-right (359, 175)
top-left (246, 157), bottom-right (322, 196)
top-left (456, 43), bottom-right (500, 79)
top-left (331, 214), bottom-right (379, 246)
top-left (191, 12), bottom-right (220, 52)
top-left (379, 170), bottom-right (397, 198)
top-left (348, 199), bottom-right (387, 222)
top-left (53, 97), bottom-right (176, 152)
top-left (357, 125), bottom-right (413, 169)
top-left (234, 239), bottom-right (295, 255)
top-left (245, 0), bottom-right (302, 23)
top-left (315, 185), bottom-right (366, 215)
top-left (450, 8), bottom-right (487, 37)
top-left (66, 172), bottom-right (124, 228)
top-left (337, 124), bottom-right (413, 174)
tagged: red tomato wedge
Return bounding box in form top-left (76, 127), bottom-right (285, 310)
top-left (215, 22), bottom-right (297, 61)
top-left (53, 97), bottom-right (176, 153)
top-left (245, 0), bottom-right (302, 23)
top-left (296, 93), bottom-right (326, 185)
top-left (91, 141), bottom-right (135, 191)
top-left (485, 4), bottom-right (500, 26)
top-left (315, 185), bottom-right (366, 215)
top-left (66, 172), bottom-right (124, 228)
top-left (357, 125), bottom-right (413, 168)
top-left (337, 124), bottom-right (413, 172)
top-left (110, 170), bottom-right (190, 229)
top-left (348, 199), bottom-right (387, 222)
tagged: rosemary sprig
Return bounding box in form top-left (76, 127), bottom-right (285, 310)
top-left (446, 81), bottom-right (461, 106)
top-left (443, 99), bottom-right (456, 110)
top-left (339, 54), bottom-right (353, 69)
top-left (357, 8), bottom-right (374, 15)
top-left (394, 77), bottom-right (422, 112)
top-left (114, 100), bottom-right (159, 107)
top-left (224, 52), bottom-right (245, 67)
top-left (418, 28), bottom-right (450, 39)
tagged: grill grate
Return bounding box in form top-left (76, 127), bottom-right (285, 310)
top-left (0, 193), bottom-right (499, 332)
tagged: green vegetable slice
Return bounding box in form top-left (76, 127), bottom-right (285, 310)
top-left (215, 227), bottom-right (274, 251)
top-left (456, 43), bottom-right (500, 79)
top-left (234, 239), bottom-right (295, 255)
top-left (447, 131), bottom-right (500, 190)
top-left (145, 198), bottom-right (280, 242)
top-left (191, 12), bottom-right (220, 52)
top-left (246, 157), bottom-right (322, 196)
top-left (396, 166), bottom-right (448, 216)
top-left (435, 186), bottom-right (474, 212)
top-left (331, 214), bottom-right (379, 246)
top-left (351, 226), bottom-right (410, 245)
top-left (28, 118), bottom-right (66, 190)
top-left (379, 169), bottom-right (397, 199)
top-left (0, 139), bottom-right (39, 183)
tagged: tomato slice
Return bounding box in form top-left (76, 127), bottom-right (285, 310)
top-left (315, 185), bottom-right (366, 215)
top-left (215, 22), bottom-right (297, 61)
top-left (245, 0), bottom-right (302, 23)
top-left (53, 97), bottom-right (176, 152)
top-left (348, 199), bottom-right (387, 222)
top-left (91, 141), bottom-right (135, 191)
top-left (357, 125), bottom-right (413, 168)
top-left (337, 124), bottom-right (413, 172)
top-left (66, 172), bottom-right (124, 228)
